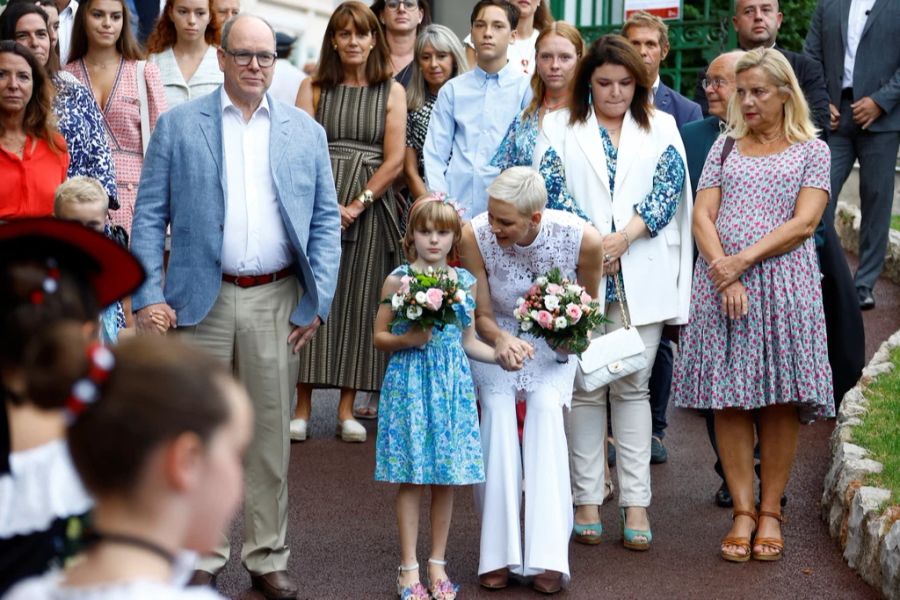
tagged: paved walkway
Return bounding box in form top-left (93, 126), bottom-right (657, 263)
top-left (216, 267), bottom-right (898, 600)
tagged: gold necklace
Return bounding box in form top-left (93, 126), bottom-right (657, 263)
top-left (1, 134), bottom-right (27, 155)
top-left (542, 96), bottom-right (568, 111)
top-left (752, 131), bottom-right (784, 145)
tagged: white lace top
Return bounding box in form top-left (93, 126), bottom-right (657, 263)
top-left (469, 209), bottom-right (584, 405)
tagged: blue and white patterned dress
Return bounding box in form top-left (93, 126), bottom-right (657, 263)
top-left (53, 73), bottom-right (118, 206)
top-left (375, 265), bottom-right (485, 486)
top-left (491, 110), bottom-right (590, 221)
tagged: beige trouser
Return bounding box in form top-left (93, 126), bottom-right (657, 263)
top-left (567, 302), bottom-right (663, 508)
top-left (179, 275), bottom-right (301, 575)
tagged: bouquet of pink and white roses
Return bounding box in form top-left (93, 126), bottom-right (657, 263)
top-left (386, 266), bottom-right (468, 330)
top-left (513, 268), bottom-right (606, 356)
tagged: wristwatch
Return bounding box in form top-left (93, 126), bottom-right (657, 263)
top-left (357, 189), bottom-right (375, 208)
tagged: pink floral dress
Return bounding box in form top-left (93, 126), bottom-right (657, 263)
top-left (672, 136), bottom-right (835, 422)
top-left (65, 58), bottom-right (167, 235)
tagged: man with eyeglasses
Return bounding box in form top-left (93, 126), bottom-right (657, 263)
top-left (130, 14), bottom-right (341, 600)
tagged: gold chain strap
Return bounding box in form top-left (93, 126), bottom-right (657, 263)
top-left (612, 271), bottom-right (632, 330)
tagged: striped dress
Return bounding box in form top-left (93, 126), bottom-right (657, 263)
top-left (297, 80), bottom-right (402, 392)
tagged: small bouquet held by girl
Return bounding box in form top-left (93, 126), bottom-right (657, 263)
top-left (373, 193), bottom-right (495, 600)
top-left (514, 267), bottom-right (606, 357)
top-left (386, 266), bottom-right (468, 332)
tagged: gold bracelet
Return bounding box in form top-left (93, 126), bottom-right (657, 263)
top-left (621, 230), bottom-right (630, 249)
top-left (357, 189), bottom-right (375, 208)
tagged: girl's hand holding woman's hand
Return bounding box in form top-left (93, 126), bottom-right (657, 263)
top-left (709, 253), bottom-right (750, 291)
top-left (494, 333), bottom-right (534, 372)
top-left (720, 280), bottom-right (749, 320)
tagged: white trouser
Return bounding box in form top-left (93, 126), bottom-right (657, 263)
top-left (474, 383), bottom-right (572, 578)
top-left (568, 304), bottom-right (663, 508)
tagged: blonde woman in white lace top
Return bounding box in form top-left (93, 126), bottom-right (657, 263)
top-left (460, 167), bottom-right (602, 593)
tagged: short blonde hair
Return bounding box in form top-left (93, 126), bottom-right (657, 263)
top-left (487, 167), bottom-right (547, 215)
top-left (622, 11), bottom-right (669, 50)
top-left (54, 177), bottom-right (108, 216)
top-left (727, 47), bottom-right (818, 144)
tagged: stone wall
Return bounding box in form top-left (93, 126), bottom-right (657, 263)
top-left (822, 330), bottom-right (900, 599)
top-left (835, 201), bottom-right (900, 285)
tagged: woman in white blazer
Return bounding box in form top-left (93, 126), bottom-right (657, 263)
top-left (146, 0), bottom-right (223, 109)
top-left (541, 34), bottom-right (692, 549)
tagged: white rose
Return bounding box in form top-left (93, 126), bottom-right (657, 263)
top-left (535, 276), bottom-right (548, 286)
top-left (391, 293), bottom-right (404, 310)
top-left (516, 297), bottom-right (525, 306)
top-left (407, 305), bottom-right (423, 320)
top-left (544, 295), bottom-right (560, 310)
top-left (554, 317), bottom-right (568, 330)
top-left (415, 291), bottom-right (428, 304)
top-left (566, 284), bottom-right (583, 295)
top-left (521, 321), bottom-right (533, 331)
top-left (530, 310), bottom-right (540, 320)
top-left (454, 289), bottom-right (467, 303)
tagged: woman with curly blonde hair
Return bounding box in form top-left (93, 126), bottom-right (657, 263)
top-left (146, 0), bottom-right (222, 108)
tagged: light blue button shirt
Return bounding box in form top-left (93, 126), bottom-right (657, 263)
top-left (423, 61), bottom-right (532, 218)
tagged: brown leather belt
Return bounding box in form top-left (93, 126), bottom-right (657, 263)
top-left (222, 266), bottom-right (294, 288)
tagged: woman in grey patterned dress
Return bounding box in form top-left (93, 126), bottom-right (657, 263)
top-left (293, 1), bottom-right (407, 443)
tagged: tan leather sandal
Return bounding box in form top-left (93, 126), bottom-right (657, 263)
top-left (721, 509), bottom-right (757, 563)
top-left (752, 510), bottom-right (785, 562)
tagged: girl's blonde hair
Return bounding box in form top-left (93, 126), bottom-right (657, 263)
top-left (402, 194), bottom-right (463, 263)
top-left (727, 47), bottom-right (818, 144)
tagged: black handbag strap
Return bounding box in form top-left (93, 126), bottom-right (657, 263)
top-left (721, 136), bottom-right (736, 165)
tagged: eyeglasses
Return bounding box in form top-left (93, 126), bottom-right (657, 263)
top-left (385, 0), bottom-right (417, 10)
top-left (702, 77), bottom-right (730, 90)
top-left (225, 50), bottom-right (276, 68)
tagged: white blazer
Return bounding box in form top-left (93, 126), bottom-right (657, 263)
top-left (541, 107), bottom-right (693, 326)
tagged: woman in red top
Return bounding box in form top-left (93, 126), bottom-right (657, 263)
top-left (0, 41), bottom-right (69, 220)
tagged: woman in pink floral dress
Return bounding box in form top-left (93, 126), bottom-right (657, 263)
top-left (672, 49), bottom-right (833, 564)
top-left (65, 0), bottom-right (167, 236)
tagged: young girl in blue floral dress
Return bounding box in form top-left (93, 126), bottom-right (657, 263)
top-left (374, 195), bottom-right (495, 600)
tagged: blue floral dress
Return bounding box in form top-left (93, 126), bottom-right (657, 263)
top-left (491, 110), bottom-right (590, 221)
top-left (53, 73), bottom-right (118, 206)
top-left (375, 265), bottom-right (485, 485)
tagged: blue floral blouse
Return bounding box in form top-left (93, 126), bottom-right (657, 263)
top-left (595, 125), bottom-right (685, 301)
top-left (53, 73), bottom-right (118, 207)
top-left (491, 110), bottom-right (590, 221)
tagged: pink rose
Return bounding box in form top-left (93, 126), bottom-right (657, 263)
top-left (547, 283), bottom-right (563, 295)
top-left (424, 288), bottom-right (444, 311)
top-left (399, 275), bottom-right (411, 295)
top-left (566, 303), bottom-right (583, 324)
top-left (580, 291), bottom-right (591, 304)
top-left (536, 310), bottom-right (554, 330)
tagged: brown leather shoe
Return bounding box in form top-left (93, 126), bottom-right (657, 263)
top-left (186, 570), bottom-right (217, 587)
top-left (478, 567), bottom-right (509, 590)
top-left (533, 570), bottom-right (562, 594)
top-left (250, 570), bottom-right (299, 600)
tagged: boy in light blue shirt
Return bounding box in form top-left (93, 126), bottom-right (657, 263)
top-left (423, 0), bottom-right (532, 217)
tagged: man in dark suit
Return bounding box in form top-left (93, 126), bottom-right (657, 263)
top-left (805, 0), bottom-right (900, 309)
top-left (622, 11), bottom-right (701, 465)
top-left (693, 0), bottom-right (831, 137)
top-left (623, 11), bottom-right (702, 130)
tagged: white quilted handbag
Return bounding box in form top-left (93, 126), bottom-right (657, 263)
top-left (575, 272), bottom-right (647, 392)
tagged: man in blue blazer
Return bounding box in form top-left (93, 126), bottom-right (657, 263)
top-left (805, 0), bottom-right (900, 309)
top-left (622, 11), bottom-right (701, 465)
top-left (130, 15), bottom-right (341, 599)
